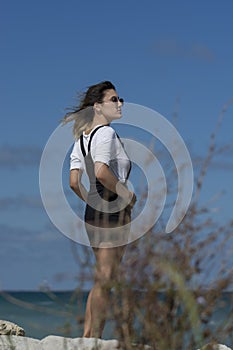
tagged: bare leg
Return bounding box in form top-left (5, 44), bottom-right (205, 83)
top-left (83, 288), bottom-right (93, 337)
top-left (83, 246), bottom-right (125, 338)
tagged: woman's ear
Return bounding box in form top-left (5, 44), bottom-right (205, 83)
top-left (94, 102), bottom-right (101, 113)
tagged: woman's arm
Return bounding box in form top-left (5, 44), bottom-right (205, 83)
top-left (94, 162), bottom-right (136, 208)
top-left (70, 169), bottom-right (88, 202)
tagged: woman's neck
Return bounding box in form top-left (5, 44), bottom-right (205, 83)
top-left (85, 115), bottom-right (110, 134)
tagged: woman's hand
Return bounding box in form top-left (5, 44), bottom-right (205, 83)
top-left (95, 162), bottom-right (137, 209)
top-left (128, 191), bottom-right (137, 209)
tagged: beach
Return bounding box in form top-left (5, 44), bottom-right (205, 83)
top-left (0, 290), bottom-right (232, 348)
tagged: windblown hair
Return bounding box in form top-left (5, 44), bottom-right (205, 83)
top-left (62, 81), bottom-right (116, 139)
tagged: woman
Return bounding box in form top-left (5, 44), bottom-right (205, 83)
top-left (63, 81), bottom-right (136, 338)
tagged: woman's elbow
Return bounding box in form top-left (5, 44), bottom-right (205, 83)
top-left (70, 180), bottom-right (77, 191)
top-left (95, 172), bottom-right (103, 182)
top-left (70, 170), bottom-right (79, 191)
top-left (94, 162), bottom-right (109, 181)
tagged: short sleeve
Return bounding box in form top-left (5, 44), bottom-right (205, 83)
top-left (91, 127), bottom-right (116, 166)
top-left (70, 141), bottom-right (83, 170)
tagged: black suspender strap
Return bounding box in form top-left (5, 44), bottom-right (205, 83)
top-left (79, 135), bottom-right (86, 157)
top-left (88, 125), bottom-right (108, 153)
top-left (79, 124), bottom-right (131, 180)
top-left (80, 125), bottom-right (109, 157)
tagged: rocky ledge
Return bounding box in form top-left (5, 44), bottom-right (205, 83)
top-left (0, 321), bottom-right (231, 350)
top-left (0, 335), bottom-right (152, 350)
top-left (0, 335), bottom-right (232, 350)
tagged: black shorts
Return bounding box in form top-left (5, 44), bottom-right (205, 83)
top-left (85, 203), bottom-right (131, 225)
top-left (84, 204), bottom-right (131, 247)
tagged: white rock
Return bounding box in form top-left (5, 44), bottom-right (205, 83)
top-left (41, 335), bottom-right (121, 350)
top-left (197, 344), bottom-right (232, 350)
top-left (0, 335), bottom-right (231, 350)
top-left (0, 335), bottom-right (40, 350)
top-left (0, 335), bottom-right (152, 349)
top-left (0, 320), bottom-right (25, 336)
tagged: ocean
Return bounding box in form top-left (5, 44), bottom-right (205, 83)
top-left (0, 290), bottom-right (114, 340)
top-left (0, 291), bottom-right (232, 348)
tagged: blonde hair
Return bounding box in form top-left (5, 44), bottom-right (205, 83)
top-left (62, 106), bottom-right (94, 140)
top-left (62, 81), bottom-right (116, 140)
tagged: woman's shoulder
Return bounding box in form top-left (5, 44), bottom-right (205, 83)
top-left (94, 125), bottom-right (116, 141)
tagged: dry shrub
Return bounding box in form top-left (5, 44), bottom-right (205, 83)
top-left (104, 99), bottom-right (233, 350)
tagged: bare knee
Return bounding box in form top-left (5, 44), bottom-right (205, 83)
top-left (95, 264), bottom-right (115, 289)
top-left (93, 247), bottom-right (124, 289)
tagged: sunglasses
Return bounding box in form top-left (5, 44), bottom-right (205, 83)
top-left (103, 96), bottom-right (124, 104)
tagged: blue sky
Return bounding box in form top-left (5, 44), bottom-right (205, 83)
top-left (0, 0), bottom-right (233, 291)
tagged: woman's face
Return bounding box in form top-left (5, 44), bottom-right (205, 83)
top-left (98, 89), bottom-right (123, 121)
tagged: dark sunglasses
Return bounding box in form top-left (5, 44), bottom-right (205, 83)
top-left (104, 96), bottom-right (124, 104)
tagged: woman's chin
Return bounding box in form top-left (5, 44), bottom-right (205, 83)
top-left (108, 113), bottom-right (122, 122)
top-left (115, 113), bottom-right (122, 119)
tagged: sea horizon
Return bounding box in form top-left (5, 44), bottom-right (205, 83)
top-left (0, 289), bottom-right (232, 347)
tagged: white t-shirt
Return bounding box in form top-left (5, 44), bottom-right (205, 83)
top-left (70, 125), bottom-right (131, 183)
